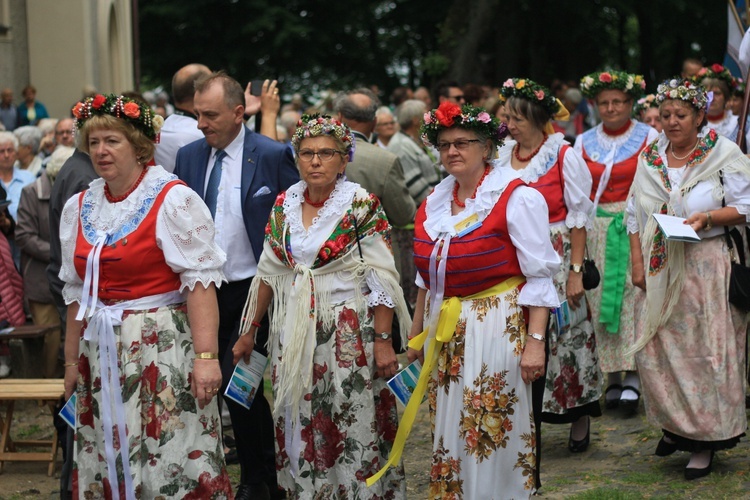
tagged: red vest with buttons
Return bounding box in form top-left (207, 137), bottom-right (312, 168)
top-left (527, 145), bottom-right (569, 223)
top-left (73, 180), bottom-right (184, 301)
top-left (414, 178), bottom-right (525, 298)
top-left (582, 145), bottom-right (643, 204)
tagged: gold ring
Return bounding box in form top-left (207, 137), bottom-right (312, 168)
top-left (273, 89), bottom-right (279, 95)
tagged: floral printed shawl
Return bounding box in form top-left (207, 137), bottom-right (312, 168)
top-left (240, 181), bottom-right (410, 420)
top-left (627, 130), bottom-right (750, 352)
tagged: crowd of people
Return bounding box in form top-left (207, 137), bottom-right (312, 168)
top-left (0, 54), bottom-right (748, 499)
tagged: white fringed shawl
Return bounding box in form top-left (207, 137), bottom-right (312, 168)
top-left (627, 131), bottom-right (750, 353)
top-left (239, 183), bottom-right (411, 422)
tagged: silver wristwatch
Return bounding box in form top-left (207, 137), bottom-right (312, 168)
top-left (376, 332), bottom-right (392, 341)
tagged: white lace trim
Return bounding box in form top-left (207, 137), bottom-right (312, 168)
top-left (284, 179), bottom-right (360, 234)
top-left (735, 204), bottom-right (750, 222)
top-left (518, 276), bottom-right (559, 307)
top-left (594, 120), bottom-right (636, 148)
top-left (565, 210), bottom-right (590, 229)
top-left (422, 164), bottom-right (521, 240)
top-left (499, 133), bottom-right (566, 184)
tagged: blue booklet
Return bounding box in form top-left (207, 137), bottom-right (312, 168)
top-left (59, 393), bottom-right (76, 429)
top-left (224, 351), bottom-right (268, 410)
top-left (551, 296), bottom-right (589, 337)
top-left (387, 359), bottom-right (425, 406)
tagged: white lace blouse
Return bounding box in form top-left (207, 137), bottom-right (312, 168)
top-left (60, 165), bottom-right (227, 304)
top-left (283, 179), bottom-right (395, 308)
top-left (415, 165), bottom-right (560, 308)
top-left (497, 133), bottom-right (593, 229)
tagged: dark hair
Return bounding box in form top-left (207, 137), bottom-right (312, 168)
top-left (333, 88), bottom-right (380, 122)
top-left (195, 71), bottom-right (245, 109)
top-left (463, 83), bottom-right (484, 105)
top-left (505, 96), bottom-right (550, 131)
top-left (433, 80), bottom-right (461, 102)
top-left (659, 99), bottom-right (707, 129)
top-left (390, 86), bottom-right (412, 107)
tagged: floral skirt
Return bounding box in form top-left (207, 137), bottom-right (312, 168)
top-left (271, 298), bottom-right (406, 499)
top-left (542, 225), bottom-right (602, 419)
top-left (636, 237), bottom-right (748, 447)
top-left (587, 200), bottom-right (637, 372)
top-left (74, 303), bottom-right (232, 499)
top-left (428, 285), bottom-right (536, 499)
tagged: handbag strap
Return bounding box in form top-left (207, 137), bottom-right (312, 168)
top-left (719, 171), bottom-right (748, 267)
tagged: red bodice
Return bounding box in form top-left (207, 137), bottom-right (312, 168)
top-left (414, 179), bottom-right (525, 298)
top-left (583, 143), bottom-right (644, 203)
top-left (527, 145), bottom-right (568, 223)
top-left (74, 180), bottom-right (185, 300)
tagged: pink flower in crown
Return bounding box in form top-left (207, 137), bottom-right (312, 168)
top-left (423, 112), bottom-right (433, 124)
top-left (599, 72), bottom-right (613, 83)
top-left (640, 80), bottom-right (647, 89)
top-left (697, 67), bottom-right (707, 77)
top-left (477, 111), bottom-right (491, 123)
top-left (534, 90), bottom-right (545, 100)
top-left (502, 78), bottom-right (515, 88)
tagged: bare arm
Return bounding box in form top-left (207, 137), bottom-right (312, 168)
top-left (373, 304), bottom-right (398, 379)
top-left (232, 279), bottom-right (273, 365)
top-left (566, 226), bottom-right (586, 309)
top-left (685, 206), bottom-right (745, 232)
top-left (520, 306), bottom-right (548, 384)
top-left (187, 283), bottom-right (222, 409)
top-left (64, 302), bottom-right (82, 399)
top-left (630, 232), bottom-right (645, 291)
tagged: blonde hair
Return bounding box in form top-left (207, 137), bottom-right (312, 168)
top-left (77, 114), bottom-right (155, 164)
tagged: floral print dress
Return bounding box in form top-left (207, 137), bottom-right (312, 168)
top-left (254, 180), bottom-right (408, 499)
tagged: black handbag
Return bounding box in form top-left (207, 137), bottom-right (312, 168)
top-left (720, 172), bottom-right (750, 311)
top-left (581, 247), bottom-right (600, 290)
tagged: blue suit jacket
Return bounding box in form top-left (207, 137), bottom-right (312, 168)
top-left (174, 126), bottom-right (299, 263)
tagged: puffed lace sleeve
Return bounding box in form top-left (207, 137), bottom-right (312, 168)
top-left (625, 195), bottom-right (639, 234)
top-left (507, 186), bottom-right (561, 307)
top-left (725, 169), bottom-right (750, 223)
top-left (366, 270), bottom-right (395, 308)
top-left (562, 146), bottom-right (594, 229)
top-left (60, 194), bottom-right (84, 305)
top-left (156, 184), bottom-right (227, 292)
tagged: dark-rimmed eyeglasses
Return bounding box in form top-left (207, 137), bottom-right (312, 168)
top-left (298, 149), bottom-right (345, 162)
top-left (435, 139), bottom-right (480, 152)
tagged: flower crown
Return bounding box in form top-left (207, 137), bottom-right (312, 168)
top-left (291, 114), bottom-right (356, 162)
top-left (732, 76), bottom-right (745, 96)
top-left (580, 71), bottom-right (646, 100)
top-left (498, 78), bottom-right (561, 118)
top-left (655, 78), bottom-right (709, 110)
top-left (633, 94), bottom-right (659, 116)
top-left (420, 102), bottom-right (508, 148)
top-left (694, 63), bottom-right (734, 90)
top-left (72, 94), bottom-right (164, 140)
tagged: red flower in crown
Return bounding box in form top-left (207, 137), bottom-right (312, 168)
top-left (711, 63), bottom-right (724, 73)
top-left (72, 102), bottom-right (84, 119)
top-left (435, 101), bottom-right (462, 127)
top-left (92, 94), bottom-right (106, 109)
top-left (599, 72), bottom-right (613, 83)
top-left (123, 102), bottom-right (141, 119)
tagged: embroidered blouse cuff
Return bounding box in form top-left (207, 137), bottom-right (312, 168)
top-left (62, 283), bottom-right (83, 306)
top-left (179, 270), bottom-right (226, 293)
top-left (518, 276), bottom-right (560, 308)
top-left (565, 210), bottom-right (592, 230)
top-left (365, 272), bottom-right (395, 308)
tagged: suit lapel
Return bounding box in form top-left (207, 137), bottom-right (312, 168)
top-left (195, 142), bottom-right (212, 198)
top-left (241, 127), bottom-right (259, 204)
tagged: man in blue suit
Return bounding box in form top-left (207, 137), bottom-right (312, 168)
top-left (174, 71), bottom-right (298, 500)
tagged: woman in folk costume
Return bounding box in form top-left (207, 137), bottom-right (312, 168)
top-left (575, 71), bottom-right (658, 413)
top-left (695, 63), bottom-right (738, 138)
top-left (233, 115), bottom-right (409, 498)
top-left (60, 94), bottom-right (232, 498)
top-left (378, 101), bottom-right (560, 498)
top-left (627, 79), bottom-right (750, 480)
top-left (497, 78), bottom-right (600, 477)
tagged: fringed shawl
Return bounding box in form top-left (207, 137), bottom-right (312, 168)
top-left (239, 183), bottom-right (411, 422)
top-left (627, 130), bottom-right (750, 353)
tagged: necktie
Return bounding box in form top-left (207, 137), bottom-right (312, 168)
top-left (205, 150), bottom-right (226, 218)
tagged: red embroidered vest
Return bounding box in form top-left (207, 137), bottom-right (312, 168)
top-left (74, 180), bottom-right (185, 300)
top-left (414, 179), bottom-right (525, 298)
top-left (527, 145), bottom-right (568, 223)
top-left (583, 143), bottom-right (644, 204)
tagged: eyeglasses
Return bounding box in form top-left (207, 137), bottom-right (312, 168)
top-left (449, 94), bottom-right (465, 102)
top-left (298, 149), bottom-right (345, 162)
top-left (435, 139), bottom-right (481, 152)
top-left (55, 130), bottom-right (73, 136)
top-left (597, 99), bottom-right (631, 109)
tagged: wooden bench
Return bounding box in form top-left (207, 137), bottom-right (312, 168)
top-left (0, 379), bottom-right (65, 476)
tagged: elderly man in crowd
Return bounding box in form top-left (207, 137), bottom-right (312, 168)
top-left (0, 89), bottom-right (17, 131)
top-left (374, 106), bottom-right (398, 148)
top-left (53, 118), bottom-right (76, 149)
top-left (0, 131), bottom-right (35, 221)
top-left (13, 126), bottom-right (44, 177)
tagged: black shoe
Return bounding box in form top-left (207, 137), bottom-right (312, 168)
top-left (746, 394), bottom-right (750, 409)
top-left (568, 417), bottom-right (590, 453)
top-left (654, 436), bottom-right (677, 457)
top-left (619, 385), bottom-right (640, 414)
top-left (223, 433), bottom-right (236, 448)
top-left (604, 384), bottom-right (622, 410)
top-left (684, 451), bottom-right (714, 480)
top-left (224, 447), bottom-right (239, 465)
top-left (236, 482), bottom-right (271, 500)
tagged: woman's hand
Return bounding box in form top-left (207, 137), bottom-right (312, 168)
top-left (64, 365), bottom-right (77, 400)
top-left (232, 332), bottom-right (256, 366)
top-left (259, 79), bottom-right (281, 117)
top-left (566, 271), bottom-right (585, 309)
top-left (191, 359), bottom-right (222, 409)
top-left (406, 346), bottom-right (424, 365)
top-left (520, 338), bottom-right (545, 384)
top-left (373, 339), bottom-right (399, 379)
top-left (631, 259), bottom-right (646, 291)
top-left (684, 211), bottom-right (709, 233)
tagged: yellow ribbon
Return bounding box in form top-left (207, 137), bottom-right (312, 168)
top-left (366, 275), bottom-right (526, 487)
top-left (544, 98), bottom-right (570, 135)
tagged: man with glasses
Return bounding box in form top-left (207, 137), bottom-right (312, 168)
top-left (434, 80), bottom-right (466, 105)
top-left (174, 71), bottom-right (298, 500)
top-left (54, 118), bottom-right (76, 148)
